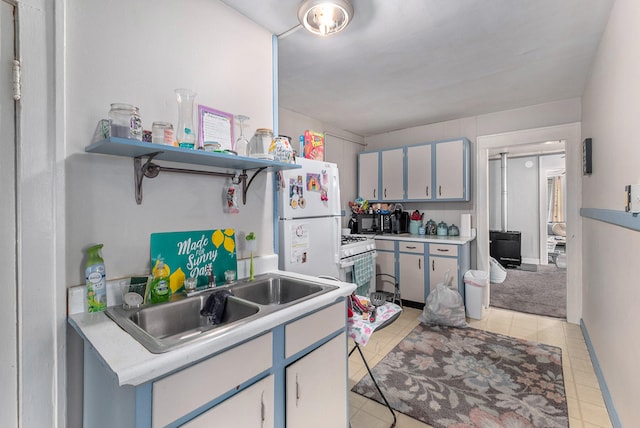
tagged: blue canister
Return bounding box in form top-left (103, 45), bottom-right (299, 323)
top-left (437, 221), bottom-right (448, 236)
top-left (409, 220), bottom-right (422, 235)
top-left (448, 224), bottom-right (460, 236)
top-left (418, 226), bottom-right (426, 235)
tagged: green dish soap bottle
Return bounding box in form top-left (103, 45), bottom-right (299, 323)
top-left (85, 244), bottom-right (107, 312)
top-left (150, 257), bottom-right (171, 304)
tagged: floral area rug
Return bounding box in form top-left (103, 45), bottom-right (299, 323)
top-left (352, 324), bottom-right (568, 427)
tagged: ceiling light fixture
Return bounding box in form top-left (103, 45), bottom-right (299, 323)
top-left (297, 0), bottom-right (353, 36)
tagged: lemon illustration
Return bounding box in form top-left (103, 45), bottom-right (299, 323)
top-left (212, 230), bottom-right (225, 248)
top-left (224, 228), bottom-right (235, 237)
top-left (169, 267), bottom-right (185, 293)
top-left (223, 236), bottom-right (235, 253)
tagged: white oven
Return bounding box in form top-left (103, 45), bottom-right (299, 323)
top-left (338, 235), bottom-right (377, 296)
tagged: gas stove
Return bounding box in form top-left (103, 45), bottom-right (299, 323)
top-left (340, 234), bottom-right (376, 259)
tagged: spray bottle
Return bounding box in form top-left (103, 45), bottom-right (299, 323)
top-left (85, 244), bottom-right (107, 312)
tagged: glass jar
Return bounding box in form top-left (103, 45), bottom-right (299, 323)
top-left (248, 128), bottom-right (274, 159)
top-left (152, 121), bottom-right (174, 145)
top-left (109, 103), bottom-right (142, 140)
top-left (130, 107), bottom-right (142, 141)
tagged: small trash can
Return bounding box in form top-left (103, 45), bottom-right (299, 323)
top-left (489, 257), bottom-right (507, 283)
top-left (464, 270), bottom-right (489, 320)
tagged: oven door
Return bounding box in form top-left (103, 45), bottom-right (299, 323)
top-left (338, 251), bottom-right (377, 295)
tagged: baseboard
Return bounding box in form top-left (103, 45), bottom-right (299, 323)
top-left (580, 319), bottom-right (622, 428)
top-left (521, 257), bottom-right (539, 265)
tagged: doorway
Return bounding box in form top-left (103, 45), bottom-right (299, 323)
top-left (487, 150), bottom-right (567, 318)
top-left (476, 123), bottom-right (583, 324)
top-left (1, 1), bottom-right (18, 425)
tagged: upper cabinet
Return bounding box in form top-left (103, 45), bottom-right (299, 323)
top-left (358, 151), bottom-right (379, 201)
top-left (358, 138), bottom-right (470, 202)
top-left (434, 139), bottom-right (466, 200)
top-left (380, 148), bottom-right (404, 201)
top-left (406, 144), bottom-right (433, 200)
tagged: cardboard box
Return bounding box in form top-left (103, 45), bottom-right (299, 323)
top-left (303, 130), bottom-right (325, 160)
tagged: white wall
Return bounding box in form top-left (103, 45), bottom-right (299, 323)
top-left (581, 0), bottom-right (640, 425)
top-left (66, 0), bottom-right (274, 283)
top-left (63, 1), bottom-right (274, 426)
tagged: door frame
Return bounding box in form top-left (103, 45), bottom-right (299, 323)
top-left (476, 123), bottom-right (582, 324)
top-left (1, 1), bottom-right (18, 426)
top-left (10, 0), bottom-right (64, 426)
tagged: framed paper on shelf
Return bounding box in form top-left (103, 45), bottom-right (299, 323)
top-left (198, 105), bottom-right (234, 151)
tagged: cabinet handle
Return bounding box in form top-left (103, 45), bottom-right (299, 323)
top-left (418, 259), bottom-right (421, 269)
top-left (432, 260), bottom-right (435, 271)
top-left (406, 245), bottom-right (417, 249)
top-left (260, 391), bottom-right (266, 426)
top-left (437, 248), bottom-right (450, 252)
top-left (296, 374), bottom-right (300, 406)
top-left (373, 189), bottom-right (376, 198)
top-left (384, 188), bottom-right (387, 198)
top-left (426, 186), bottom-right (429, 197)
top-left (439, 185), bottom-right (442, 196)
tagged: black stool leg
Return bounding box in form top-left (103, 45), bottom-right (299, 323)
top-left (350, 343), bottom-right (397, 427)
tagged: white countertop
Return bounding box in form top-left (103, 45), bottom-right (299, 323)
top-left (68, 270), bottom-right (355, 387)
top-left (374, 231), bottom-right (476, 245)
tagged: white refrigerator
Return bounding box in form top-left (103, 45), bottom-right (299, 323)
top-left (278, 157), bottom-right (341, 278)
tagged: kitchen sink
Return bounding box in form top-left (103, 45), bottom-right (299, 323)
top-left (231, 276), bottom-right (327, 306)
top-left (130, 294), bottom-right (259, 340)
top-left (106, 291), bottom-right (260, 354)
top-left (105, 273), bottom-right (339, 353)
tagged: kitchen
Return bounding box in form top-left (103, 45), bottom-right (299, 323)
top-left (5, 0), bottom-right (640, 427)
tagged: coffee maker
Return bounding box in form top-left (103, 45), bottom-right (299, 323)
top-left (391, 208), bottom-right (409, 234)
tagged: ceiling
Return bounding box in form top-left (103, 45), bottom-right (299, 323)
top-left (222, 0), bottom-right (614, 137)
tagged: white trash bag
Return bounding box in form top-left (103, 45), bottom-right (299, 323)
top-left (419, 271), bottom-right (469, 328)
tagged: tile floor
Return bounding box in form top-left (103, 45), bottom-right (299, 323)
top-left (348, 306), bottom-right (613, 428)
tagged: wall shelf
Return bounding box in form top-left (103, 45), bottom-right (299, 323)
top-left (581, 208), bottom-right (640, 232)
top-left (86, 137), bottom-right (301, 204)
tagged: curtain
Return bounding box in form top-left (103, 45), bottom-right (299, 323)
top-left (547, 176), bottom-right (565, 223)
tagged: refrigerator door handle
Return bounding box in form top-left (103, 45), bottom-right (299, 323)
top-left (333, 216), bottom-right (342, 263)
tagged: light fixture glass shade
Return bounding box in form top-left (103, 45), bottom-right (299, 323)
top-left (297, 0), bottom-right (353, 36)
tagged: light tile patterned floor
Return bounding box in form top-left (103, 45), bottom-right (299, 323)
top-left (348, 306), bottom-right (613, 428)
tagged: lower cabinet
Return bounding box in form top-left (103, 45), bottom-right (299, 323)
top-left (152, 332), bottom-right (273, 427)
top-left (82, 300), bottom-right (348, 428)
top-left (428, 243), bottom-right (460, 292)
top-left (428, 255), bottom-right (459, 291)
top-left (375, 239), bottom-right (396, 294)
top-left (183, 375), bottom-right (274, 428)
top-left (286, 333), bottom-right (347, 427)
top-left (398, 241), bottom-right (426, 303)
top-left (376, 238), bottom-right (471, 307)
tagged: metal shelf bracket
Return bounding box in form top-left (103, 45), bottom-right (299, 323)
top-left (134, 154), bottom-right (268, 205)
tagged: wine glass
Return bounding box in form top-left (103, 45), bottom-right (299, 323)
top-left (235, 115), bottom-right (250, 156)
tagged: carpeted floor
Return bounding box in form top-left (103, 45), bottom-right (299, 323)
top-left (490, 264), bottom-right (566, 318)
top-left (352, 323), bottom-right (568, 428)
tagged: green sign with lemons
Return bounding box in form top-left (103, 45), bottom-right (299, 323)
top-left (150, 229), bottom-right (237, 294)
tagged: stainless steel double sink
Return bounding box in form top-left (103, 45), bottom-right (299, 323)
top-left (105, 273), bottom-right (338, 354)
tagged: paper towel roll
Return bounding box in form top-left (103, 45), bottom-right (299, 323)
top-left (460, 213), bottom-right (471, 236)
